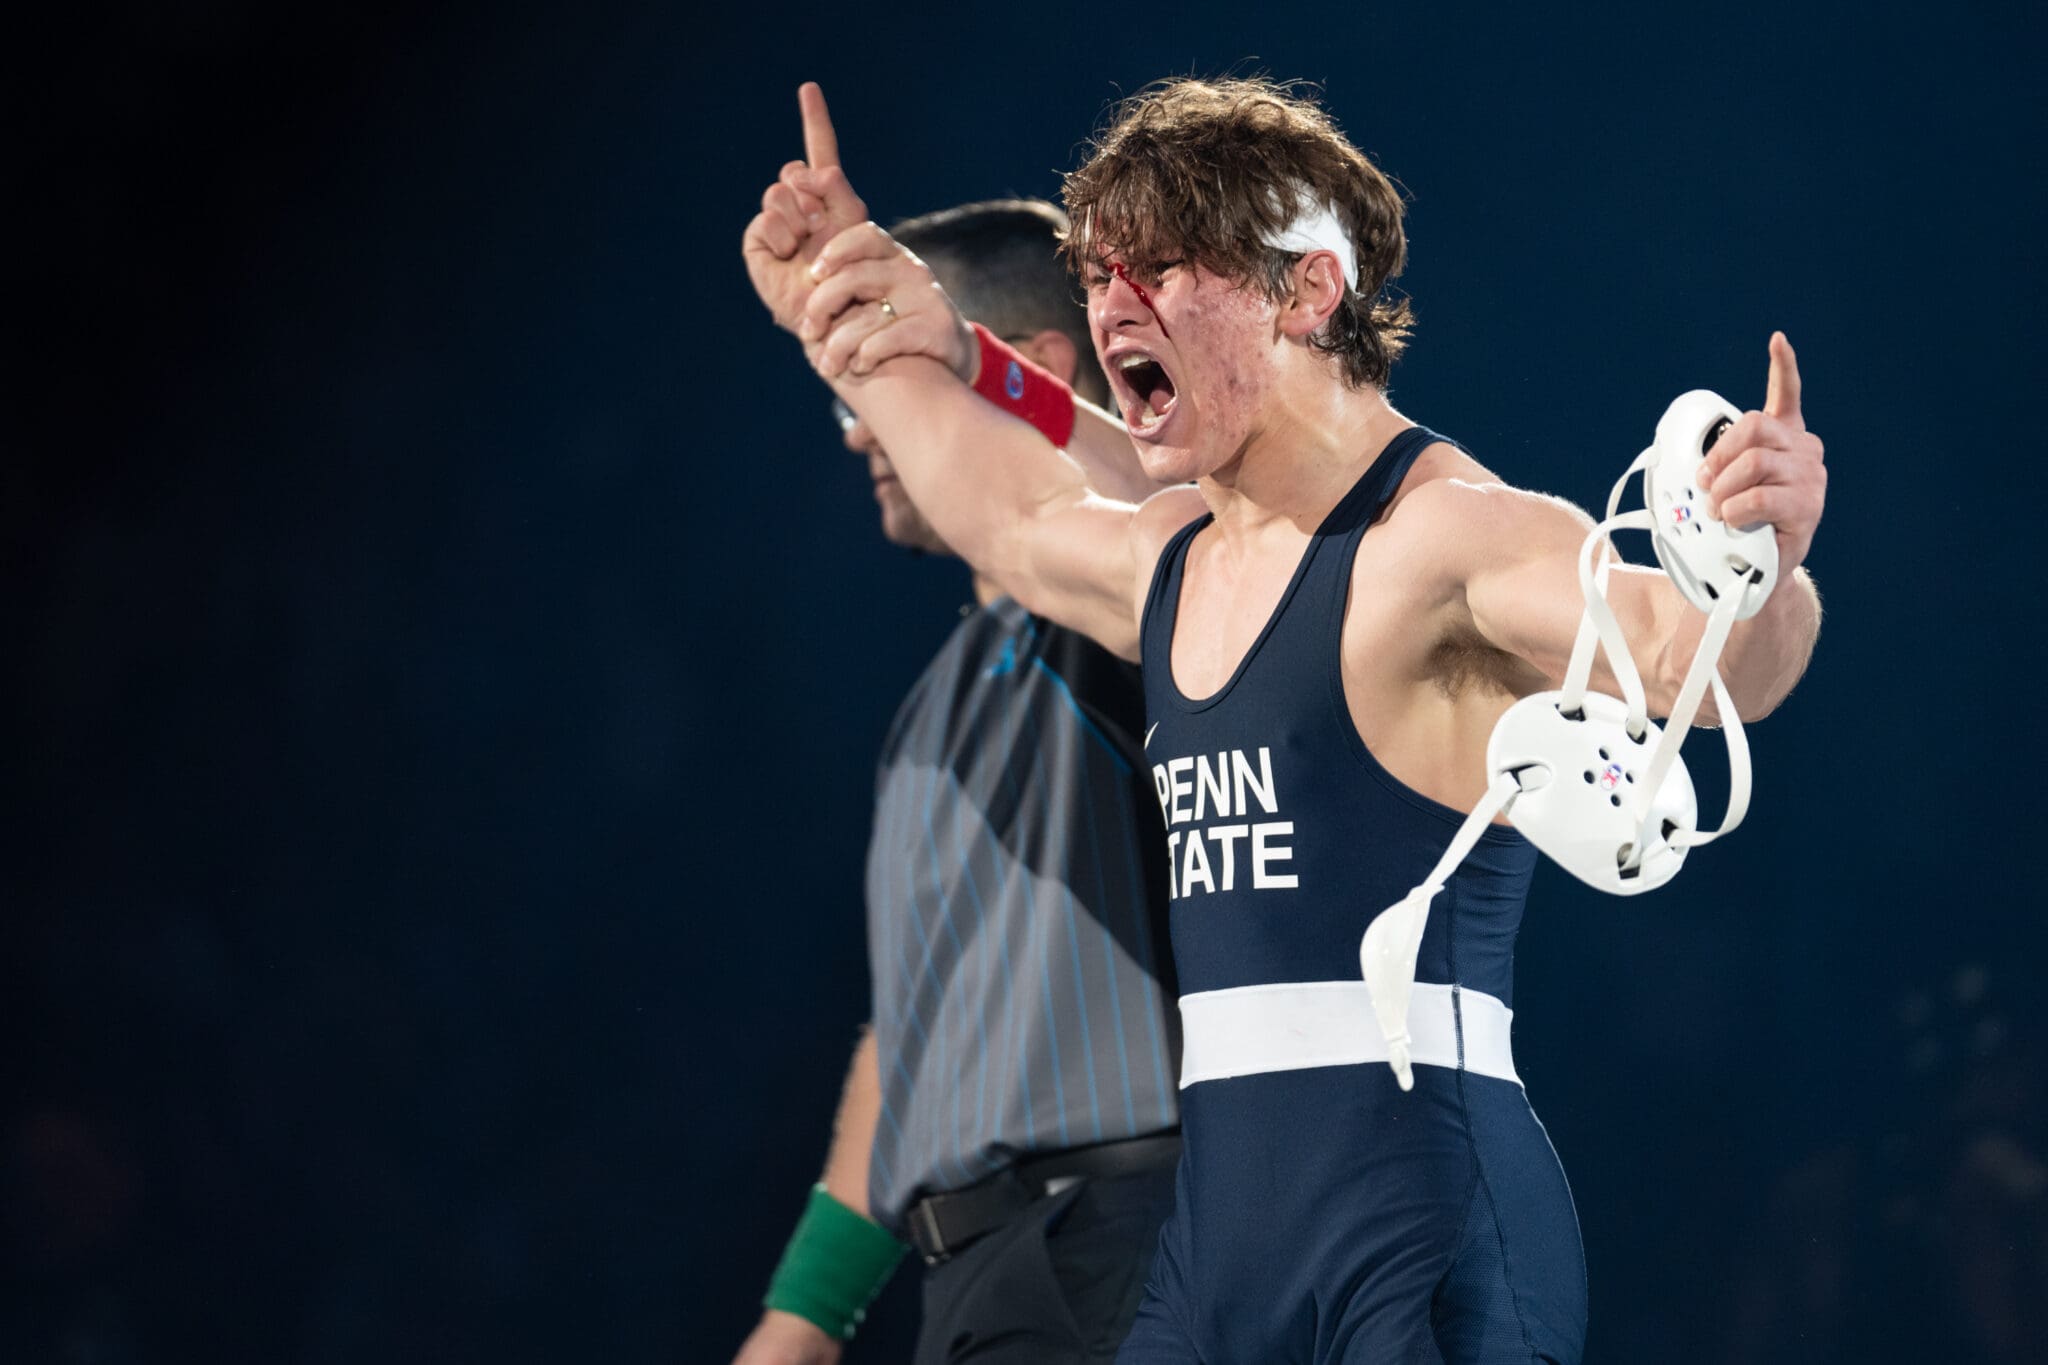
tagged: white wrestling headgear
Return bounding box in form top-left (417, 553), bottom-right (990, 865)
top-left (1263, 190), bottom-right (1357, 291)
top-left (1360, 390), bottom-right (1781, 1089)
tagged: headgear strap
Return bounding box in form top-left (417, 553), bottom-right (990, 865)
top-left (1262, 193), bottom-right (1358, 291)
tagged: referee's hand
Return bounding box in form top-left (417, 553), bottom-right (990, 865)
top-left (729, 1308), bottom-right (842, 1365)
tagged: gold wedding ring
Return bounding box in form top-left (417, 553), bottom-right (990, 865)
top-left (877, 297), bottom-right (897, 323)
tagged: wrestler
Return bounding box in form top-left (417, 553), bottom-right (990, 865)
top-left (748, 80), bottom-right (1825, 1364)
top-left (731, 195), bottom-right (1181, 1365)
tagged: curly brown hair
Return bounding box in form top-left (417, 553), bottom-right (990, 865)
top-left (1060, 77), bottom-right (1413, 389)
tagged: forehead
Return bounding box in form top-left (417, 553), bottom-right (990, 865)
top-left (1073, 205), bottom-right (1188, 266)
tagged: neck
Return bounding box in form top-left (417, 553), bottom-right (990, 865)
top-left (971, 572), bottom-right (1003, 607)
top-left (1198, 371), bottom-right (1408, 537)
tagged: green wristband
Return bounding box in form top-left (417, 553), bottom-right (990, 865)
top-left (763, 1184), bottom-right (907, 1341)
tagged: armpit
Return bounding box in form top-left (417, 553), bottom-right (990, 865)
top-left (1424, 625), bottom-right (1539, 703)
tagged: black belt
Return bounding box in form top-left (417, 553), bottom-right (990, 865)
top-left (903, 1133), bottom-right (1181, 1266)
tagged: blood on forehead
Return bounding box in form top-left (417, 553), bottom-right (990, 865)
top-left (1109, 261), bottom-right (1170, 339)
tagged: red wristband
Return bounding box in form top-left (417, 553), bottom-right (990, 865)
top-left (969, 323), bottom-right (1075, 449)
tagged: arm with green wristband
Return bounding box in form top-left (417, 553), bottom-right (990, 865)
top-left (729, 1027), bottom-right (907, 1364)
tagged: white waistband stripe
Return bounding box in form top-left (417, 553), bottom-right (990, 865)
top-left (1178, 981), bottom-right (1519, 1089)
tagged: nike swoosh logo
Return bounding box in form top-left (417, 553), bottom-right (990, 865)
top-left (1144, 723), bottom-right (1159, 749)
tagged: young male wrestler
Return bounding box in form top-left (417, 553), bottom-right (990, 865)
top-left (747, 80), bottom-right (1825, 1364)
top-left (731, 199), bottom-right (1181, 1365)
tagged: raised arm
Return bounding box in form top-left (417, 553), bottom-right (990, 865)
top-left (1446, 334), bottom-right (1825, 721)
top-left (801, 221), bottom-right (1162, 507)
top-left (822, 343), bottom-right (1203, 659)
top-left (745, 86), bottom-right (1206, 658)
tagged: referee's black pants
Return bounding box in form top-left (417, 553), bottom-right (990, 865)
top-left (913, 1166), bottom-right (1177, 1365)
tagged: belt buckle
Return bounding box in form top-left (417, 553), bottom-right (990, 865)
top-left (906, 1198), bottom-right (950, 1266)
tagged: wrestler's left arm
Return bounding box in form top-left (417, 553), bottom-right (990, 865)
top-left (1444, 333), bottom-right (1825, 722)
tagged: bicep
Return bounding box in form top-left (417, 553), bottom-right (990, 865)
top-left (1012, 484), bottom-right (1207, 662)
top-left (1060, 400), bottom-right (1164, 505)
top-left (1457, 482), bottom-right (1684, 691)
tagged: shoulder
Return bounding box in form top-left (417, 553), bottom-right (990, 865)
top-left (1130, 483), bottom-right (1210, 557)
top-left (1385, 438), bottom-right (1503, 518)
top-left (875, 642), bottom-right (950, 768)
top-left (906, 603), bottom-right (1005, 699)
top-left (1389, 444), bottom-right (1590, 542)
top-left (878, 603), bottom-right (1015, 759)
top-left (1359, 448), bottom-right (1597, 609)
top-left (1125, 483), bottom-right (1211, 593)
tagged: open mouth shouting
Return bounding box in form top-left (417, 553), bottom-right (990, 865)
top-left (1108, 348), bottom-right (1179, 437)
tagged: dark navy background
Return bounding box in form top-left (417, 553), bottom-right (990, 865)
top-left (8, 3), bottom-right (2042, 1361)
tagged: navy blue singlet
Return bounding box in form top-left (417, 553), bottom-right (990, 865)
top-left (1116, 427), bottom-right (1588, 1365)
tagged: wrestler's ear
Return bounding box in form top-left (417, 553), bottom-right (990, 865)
top-left (1016, 329), bottom-right (1081, 386)
top-left (1278, 250), bottom-right (1347, 339)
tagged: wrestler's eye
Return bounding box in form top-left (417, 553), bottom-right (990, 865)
top-left (1131, 258), bottom-right (1183, 286)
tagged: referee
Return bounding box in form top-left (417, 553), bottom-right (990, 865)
top-left (730, 200), bottom-right (1181, 1365)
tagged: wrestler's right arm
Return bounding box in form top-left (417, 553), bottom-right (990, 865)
top-left (744, 86), bottom-right (1205, 660)
top-left (798, 239), bottom-right (1204, 659)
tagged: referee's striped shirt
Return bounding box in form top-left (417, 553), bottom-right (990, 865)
top-left (866, 596), bottom-right (1178, 1230)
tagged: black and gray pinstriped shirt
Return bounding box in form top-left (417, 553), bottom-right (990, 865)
top-left (865, 596), bottom-right (1179, 1231)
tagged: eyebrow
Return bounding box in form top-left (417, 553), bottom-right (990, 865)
top-left (1110, 260), bottom-right (1170, 338)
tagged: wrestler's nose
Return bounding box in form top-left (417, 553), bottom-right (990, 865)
top-left (1091, 268), bottom-right (1153, 334)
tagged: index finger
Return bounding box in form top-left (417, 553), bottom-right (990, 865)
top-left (799, 82), bottom-right (840, 171)
top-left (1763, 331), bottom-right (1801, 423)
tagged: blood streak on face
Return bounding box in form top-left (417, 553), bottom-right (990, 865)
top-left (1110, 261), bottom-right (1169, 339)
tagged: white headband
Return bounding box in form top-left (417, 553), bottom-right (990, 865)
top-left (1262, 196), bottom-right (1357, 291)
